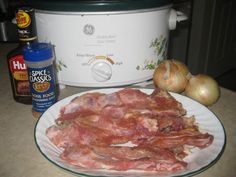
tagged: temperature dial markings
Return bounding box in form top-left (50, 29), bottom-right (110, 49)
top-left (88, 55), bottom-right (115, 65)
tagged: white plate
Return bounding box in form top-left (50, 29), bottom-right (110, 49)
top-left (34, 88), bottom-right (226, 177)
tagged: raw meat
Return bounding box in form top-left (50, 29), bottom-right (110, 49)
top-left (56, 88), bottom-right (185, 123)
top-left (60, 145), bottom-right (187, 173)
top-left (46, 88), bottom-right (214, 174)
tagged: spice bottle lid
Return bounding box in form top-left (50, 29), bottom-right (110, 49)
top-left (23, 43), bottom-right (53, 62)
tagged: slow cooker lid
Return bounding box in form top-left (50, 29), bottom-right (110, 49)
top-left (28, 0), bottom-right (172, 12)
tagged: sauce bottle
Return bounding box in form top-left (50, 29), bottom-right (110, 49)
top-left (7, 7), bottom-right (37, 104)
top-left (23, 43), bottom-right (57, 118)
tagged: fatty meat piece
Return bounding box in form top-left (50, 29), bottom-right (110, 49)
top-left (60, 145), bottom-right (187, 173)
top-left (57, 88), bottom-right (186, 123)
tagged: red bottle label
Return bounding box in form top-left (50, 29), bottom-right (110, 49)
top-left (9, 55), bottom-right (31, 96)
top-left (9, 55), bottom-right (26, 71)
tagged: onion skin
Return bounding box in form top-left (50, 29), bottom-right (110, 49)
top-left (172, 60), bottom-right (189, 76)
top-left (153, 60), bottom-right (190, 93)
top-left (185, 74), bottom-right (220, 106)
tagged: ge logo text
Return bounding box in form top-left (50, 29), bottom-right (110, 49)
top-left (83, 24), bottom-right (95, 35)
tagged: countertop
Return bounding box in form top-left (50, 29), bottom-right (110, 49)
top-left (0, 43), bottom-right (235, 177)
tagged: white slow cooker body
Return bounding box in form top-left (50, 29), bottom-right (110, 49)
top-left (35, 7), bottom-right (171, 87)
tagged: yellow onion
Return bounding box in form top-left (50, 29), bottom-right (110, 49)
top-left (153, 59), bottom-right (190, 93)
top-left (185, 74), bottom-right (220, 106)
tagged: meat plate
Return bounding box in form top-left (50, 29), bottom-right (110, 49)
top-left (34, 88), bottom-right (226, 177)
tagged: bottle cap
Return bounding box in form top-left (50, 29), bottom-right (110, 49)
top-left (23, 43), bottom-right (53, 62)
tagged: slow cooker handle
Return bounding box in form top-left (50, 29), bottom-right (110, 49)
top-left (169, 9), bottom-right (188, 30)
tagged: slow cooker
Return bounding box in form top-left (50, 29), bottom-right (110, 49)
top-left (29, 0), bottom-right (187, 87)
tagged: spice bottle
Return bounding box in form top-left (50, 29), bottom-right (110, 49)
top-left (7, 7), bottom-right (37, 104)
top-left (23, 43), bottom-right (57, 118)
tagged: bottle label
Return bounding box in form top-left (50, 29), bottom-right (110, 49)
top-left (9, 55), bottom-right (31, 96)
top-left (16, 10), bottom-right (31, 28)
top-left (28, 65), bottom-right (57, 113)
top-left (16, 8), bottom-right (37, 41)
